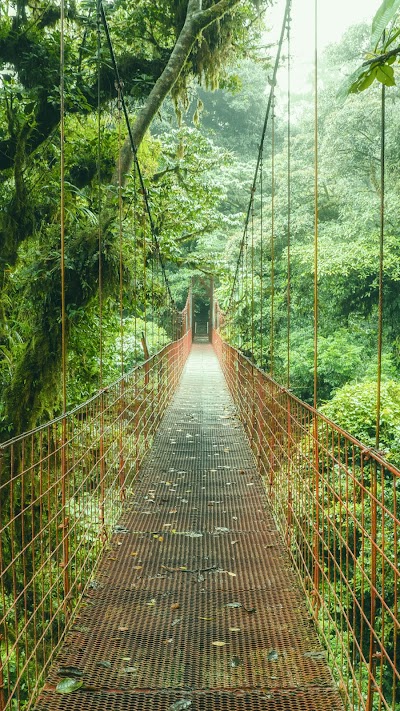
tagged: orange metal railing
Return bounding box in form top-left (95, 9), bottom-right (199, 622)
top-left (213, 325), bottom-right (399, 711)
top-left (0, 299), bottom-right (192, 711)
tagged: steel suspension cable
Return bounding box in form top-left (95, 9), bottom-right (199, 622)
top-left (97, 0), bottom-right (106, 535)
top-left (227, 0), bottom-right (292, 312)
top-left (118, 86), bottom-right (124, 378)
top-left (312, 0), bottom-right (321, 612)
top-left (313, 0), bottom-right (319, 409)
top-left (133, 162), bottom-right (138, 357)
top-left (260, 151), bottom-right (264, 366)
top-left (117, 85), bottom-right (126, 500)
top-left (365, 79), bottom-right (386, 711)
top-left (59, 0), bottom-right (70, 606)
top-left (376, 84), bottom-right (385, 452)
top-left (251, 192), bottom-right (255, 357)
top-left (245, 226), bottom-right (249, 346)
top-left (287, 5), bottom-right (292, 389)
top-left (97, 0), bottom-right (103, 390)
top-left (60, 0), bottom-right (67, 417)
top-left (270, 91), bottom-right (275, 378)
top-left (98, 2), bottom-right (175, 309)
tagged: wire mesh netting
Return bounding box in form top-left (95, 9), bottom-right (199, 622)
top-left (32, 344), bottom-right (343, 711)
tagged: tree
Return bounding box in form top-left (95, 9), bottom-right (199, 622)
top-left (0, 0), bottom-right (270, 436)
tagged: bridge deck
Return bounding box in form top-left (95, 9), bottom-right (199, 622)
top-left (36, 344), bottom-right (344, 711)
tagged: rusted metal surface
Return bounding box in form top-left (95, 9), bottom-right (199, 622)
top-left (213, 326), bottom-right (400, 711)
top-left (0, 299), bottom-right (191, 711)
top-left (34, 344), bottom-right (343, 711)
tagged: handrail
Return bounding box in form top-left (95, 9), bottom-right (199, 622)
top-left (0, 295), bottom-right (192, 711)
top-left (213, 320), bottom-right (400, 711)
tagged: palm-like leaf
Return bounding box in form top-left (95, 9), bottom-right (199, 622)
top-left (371, 0), bottom-right (400, 49)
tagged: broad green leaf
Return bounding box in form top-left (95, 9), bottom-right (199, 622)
top-left (336, 66), bottom-right (370, 100)
top-left (371, 0), bottom-right (400, 49)
top-left (356, 68), bottom-right (379, 92)
top-left (376, 64), bottom-right (396, 85)
top-left (55, 678), bottom-right (84, 694)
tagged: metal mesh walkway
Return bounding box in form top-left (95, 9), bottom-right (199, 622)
top-left (35, 344), bottom-right (344, 711)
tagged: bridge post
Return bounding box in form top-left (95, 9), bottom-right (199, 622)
top-left (118, 373), bottom-right (126, 502)
top-left (286, 399), bottom-right (293, 548)
top-left (312, 415), bottom-right (321, 613)
top-left (0, 637), bottom-right (5, 711)
top-left (99, 393), bottom-right (106, 543)
top-left (61, 416), bottom-right (70, 616)
top-left (366, 459), bottom-right (378, 711)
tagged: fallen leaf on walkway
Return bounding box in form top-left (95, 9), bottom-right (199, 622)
top-left (118, 626), bottom-right (129, 632)
top-left (303, 650), bottom-right (326, 659)
top-left (230, 656), bottom-right (242, 668)
top-left (96, 661), bottom-right (111, 669)
top-left (56, 678), bottom-right (84, 694)
top-left (199, 616), bottom-right (214, 621)
top-left (224, 602), bottom-right (242, 609)
top-left (171, 618), bottom-right (182, 627)
top-left (133, 566), bottom-right (142, 571)
top-left (168, 700), bottom-right (192, 711)
top-left (123, 666), bottom-right (138, 674)
top-left (130, 552), bottom-right (138, 556)
top-left (229, 627), bottom-right (241, 632)
top-left (212, 641), bottom-right (226, 647)
top-left (171, 602), bottom-right (180, 610)
top-left (267, 650), bottom-right (279, 661)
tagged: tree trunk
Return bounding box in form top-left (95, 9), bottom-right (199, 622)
top-left (116, 0), bottom-right (241, 182)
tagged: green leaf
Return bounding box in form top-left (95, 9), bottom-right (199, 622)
top-left (371, 0), bottom-right (400, 50)
top-left (356, 68), bottom-right (378, 92)
top-left (337, 65), bottom-right (378, 99)
top-left (55, 678), bottom-right (84, 694)
top-left (376, 64), bottom-right (396, 85)
top-left (336, 66), bottom-right (368, 100)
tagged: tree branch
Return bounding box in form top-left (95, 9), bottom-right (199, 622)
top-left (116, 0), bottom-right (241, 181)
top-left (362, 44), bottom-right (400, 67)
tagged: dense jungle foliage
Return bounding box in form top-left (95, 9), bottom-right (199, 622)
top-left (1, 0), bottom-right (400, 707)
top-left (1, 0), bottom-right (400, 453)
top-left (0, 0), bottom-right (269, 436)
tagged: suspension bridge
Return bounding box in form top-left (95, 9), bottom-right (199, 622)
top-left (0, 0), bottom-right (399, 710)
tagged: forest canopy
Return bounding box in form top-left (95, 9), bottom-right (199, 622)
top-left (1, 0), bottom-right (400, 465)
